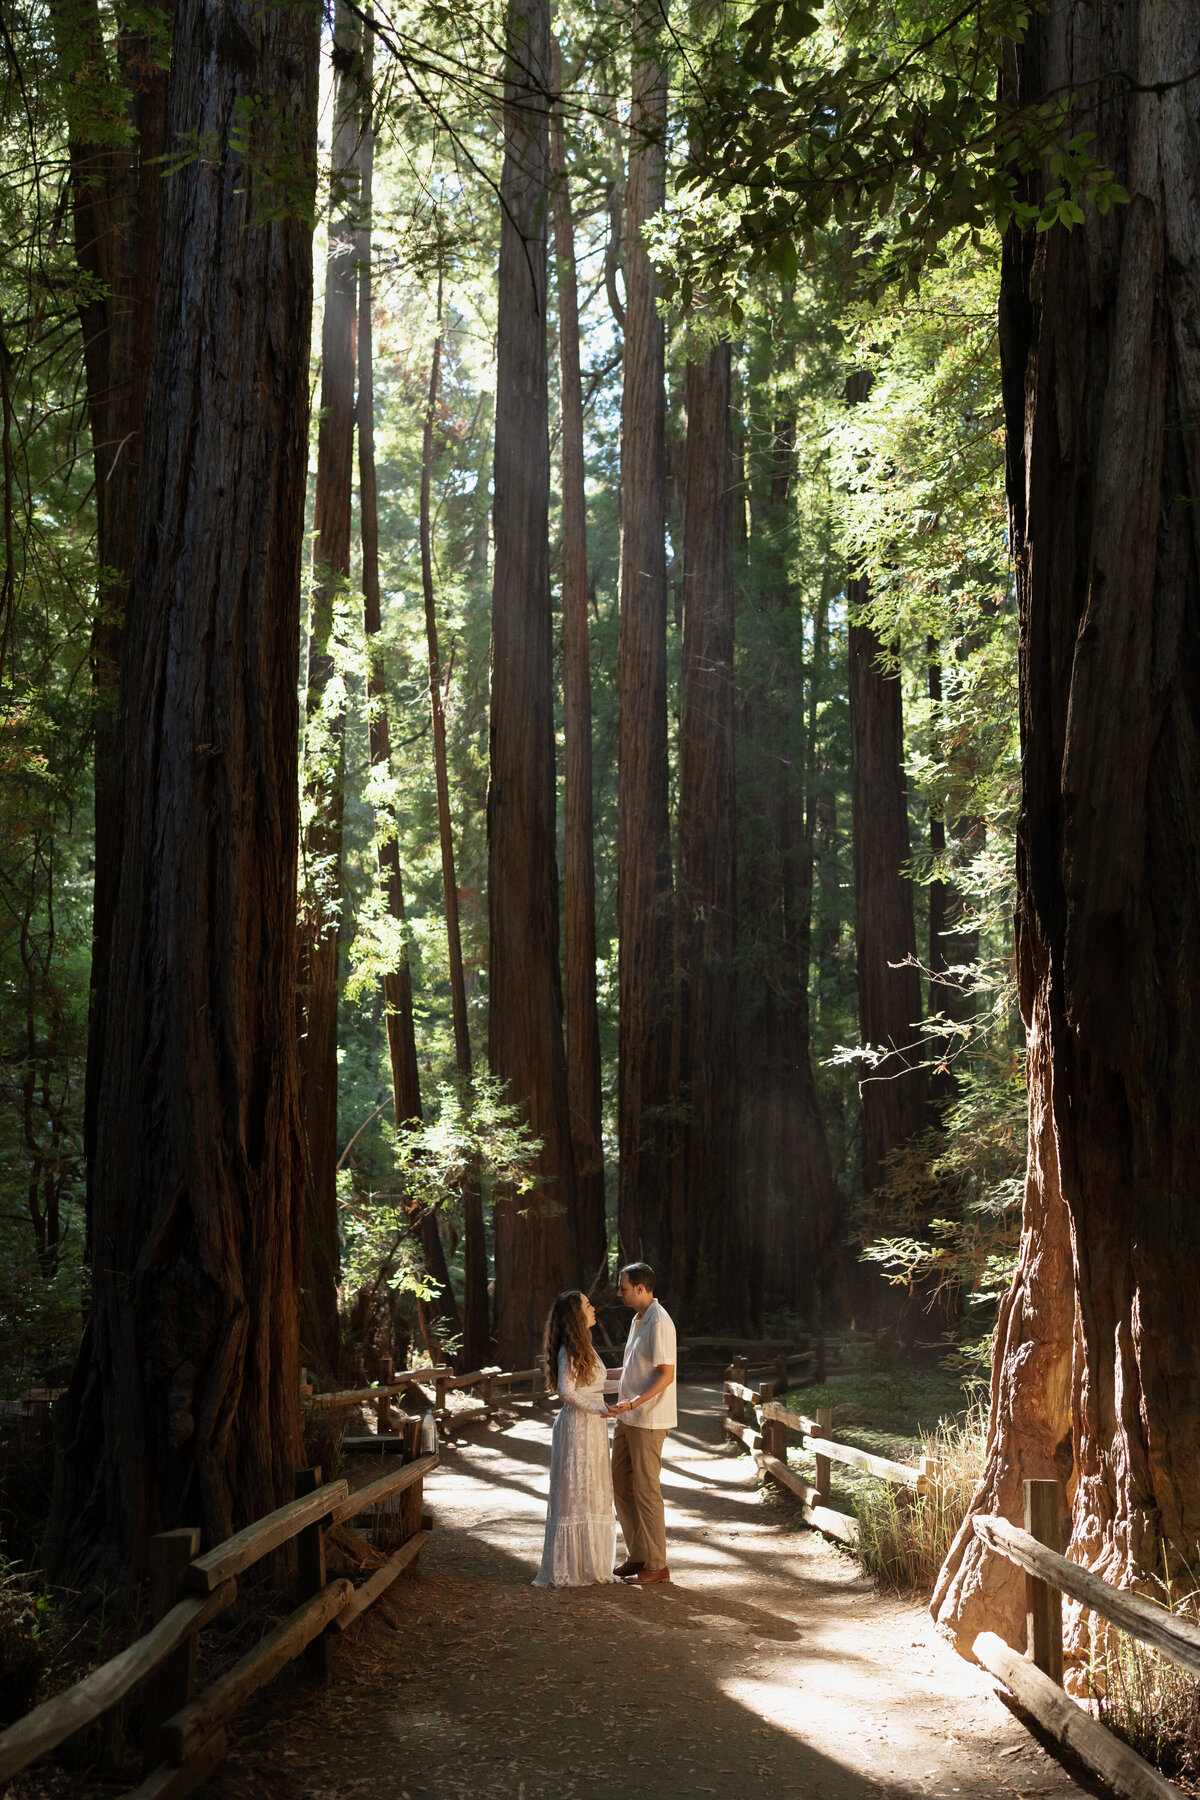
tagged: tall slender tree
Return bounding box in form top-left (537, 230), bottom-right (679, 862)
top-left (617, 0), bottom-right (672, 1277)
top-left (551, 45), bottom-right (607, 1289)
top-left (297, 0), bottom-right (362, 1371)
top-left (675, 340), bottom-right (742, 1326)
top-left (488, 0), bottom-right (578, 1365)
top-left (355, 69), bottom-right (460, 1359)
top-left (846, 377), bottom-right (928, 1206)
top-left (45, 0), bottom-right (319, 1588)
top-left (416, 303), bottom-right (486, 1367)
top-left (935, 0), bottom-right (1200, 1653)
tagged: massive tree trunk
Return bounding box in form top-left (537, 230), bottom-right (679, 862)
top-left (551, 50), bottom-right (607, 1290)
top-left (54, 0), bottom-right (167, 1199)
top-left (45, 0), bottom-right (318, 1590)
top-left (676, 343), bottom-right (743, 1327)
top-left (355, 92), bottom-right (460, 1362)
top-left (297, 0), bottom-right (361, 1372)
top-left (488, 0), bottom-right (578, 1367)
top-left (739, 409), bottom-right (844, 1328)
top-left (617, 0), bottom-right (672, 1277)
top-left (934, 0), bottom-right (1200, 1660)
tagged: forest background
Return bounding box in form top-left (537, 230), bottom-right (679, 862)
top-left (6, 0), bottom-right (1198, 1673)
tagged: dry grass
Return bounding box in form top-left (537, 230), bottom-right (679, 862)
top-left (1081, 1587), bottom-right (1200, 1789)
top-left (853, 1400), bottom-right (988, 1595)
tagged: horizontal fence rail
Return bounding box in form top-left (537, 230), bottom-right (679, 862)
top-left (721, 1361), bottom-right (938, 1549)
top-left (972, 1479), bottom-right (1192, 1800)
top-left (0, 1351), bottom-right (541, 1797)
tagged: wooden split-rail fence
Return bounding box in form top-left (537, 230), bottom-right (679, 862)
top-left (722, 1356), bottom-right (941, 1548)
top-left (0, 1354), bottom-right (545, 1799)
top-left (725, 1367), bottom-right (1194, 1800)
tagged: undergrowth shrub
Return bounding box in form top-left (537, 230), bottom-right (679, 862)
top-left (854, 1401), bottom-right (988, 1594)
top-left (1082, 1586), bottom-right (1200, 1785)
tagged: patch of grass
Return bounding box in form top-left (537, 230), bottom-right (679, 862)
top-left (766, 1368), bottom-right (988, 1595)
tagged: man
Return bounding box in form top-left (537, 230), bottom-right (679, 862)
top-left (605, 1261), bottom-right (676, 1584)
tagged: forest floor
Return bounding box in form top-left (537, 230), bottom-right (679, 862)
top-left (195, 1383), bottom-right (1102, 1800)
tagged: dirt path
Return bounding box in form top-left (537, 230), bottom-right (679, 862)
top-left (200, 1385), bottom-right (1097, 1800)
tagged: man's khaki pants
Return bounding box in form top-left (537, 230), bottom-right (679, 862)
top-left (612, 1423), bottom-right (669, 1569)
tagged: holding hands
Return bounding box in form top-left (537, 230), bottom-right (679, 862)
top-left (605, 1394), bottom-right (641, 1419)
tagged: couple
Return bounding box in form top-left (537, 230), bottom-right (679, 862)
top-left (534, 1261), bottom-right (677, 1589)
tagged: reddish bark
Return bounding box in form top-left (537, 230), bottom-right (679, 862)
top-left (297, 0), bottom-right (361, 1371)
top-left (675, 343), bottom-right (744, 1327)
top-left (54, 0), bottom-right (167, 1194)
top-left (488, 0), bottom-right (579, 1367)
top-left (551, 50), bottom-right (607, 1289)
top-left (617, 0), bottom-right (672, 1277)
top-left (45, 0), bottom-right (319, 1588)
top-left (935, 0), bottom-right (1200, 1657)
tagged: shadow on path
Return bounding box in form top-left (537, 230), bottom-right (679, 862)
top-left (197, 1385), bottom-right (1097, 1800)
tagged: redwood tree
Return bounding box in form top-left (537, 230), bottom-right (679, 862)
top-left (53, 0), bottom-right (167, 1185)
top-left (935, 0), bottom-right (1200, 1656)
top-left (617, 0), bottom-right (672, 1277)
top-left (551, 51), bottom-right (607, 1289)
top-left (676, 341), bottom-right (743, 1327)
top-left (45, 0), bottom-right (318, 1587)
top-left (297, 0), bottom-right (361, 1371)
top-left (488, 0), bottom-right (578, 1366)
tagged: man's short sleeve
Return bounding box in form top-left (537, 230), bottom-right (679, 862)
top-left (649, 1311), bottom-right (676, 1366)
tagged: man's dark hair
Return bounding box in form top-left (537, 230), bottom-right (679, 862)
top-left (620, 1261), bottom-right (655, 1293)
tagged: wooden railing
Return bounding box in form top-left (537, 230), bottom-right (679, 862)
top-left (301, 1359), bottom-right (542, 1438)
top-left (0, 1442), bottom-right (436, 1795)
top-left (726, 1367), bottom-right (1192, 1800)
top-left (971, 1480), bottom-right (1196, 1800)
top-left (0, 1351), bottom-right (550, 1796)
top-left (722, 1360), bottom-right (938, 1547)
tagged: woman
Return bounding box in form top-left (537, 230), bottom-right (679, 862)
top-left (533, 1289), bottom-right (622, 1587)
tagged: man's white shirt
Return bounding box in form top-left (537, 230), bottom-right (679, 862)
top-left (617, 1298), bottom-right (677, 1430)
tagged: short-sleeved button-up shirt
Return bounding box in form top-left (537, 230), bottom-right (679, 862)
top-left (617, 1298), bottom-right (677, 1430)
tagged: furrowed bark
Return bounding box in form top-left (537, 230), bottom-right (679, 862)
top-left (935, 0), bottom-right (1200, 1660)
top-left (676, 343), bottom-right (743, 1328)
top-left (551, 44), bottom-right (607, 1289)
top-left (617, 0), bottom-right (672, 1279)
top-left (297, 0), bottom-right (362, 1373)
top-left (488, 0), bottom-right (579, 1367)
top-left (51, 0), bottom-right (167, 1210)
top-left (45, 0), bottom-right (319, 1589)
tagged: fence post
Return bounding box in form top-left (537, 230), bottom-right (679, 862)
top-left (815, 1334), bottom-right (826, 1385)
top-left (775, 1353), bottom-right (789, 1395)
top-left (483, 1370), bottom-right (495, 1411)
top-left (376, 1355), bottom-right (395, 1435)
top-left (143, 1527), bottom-right (201, 1762)
top-left (729, 1356), bottom-right (747, 1429)
top-left (1024, 1477), bottom-right (1064, 1684)
top-left (401, 1419), bottom-right (424, 1540)
top-left (815, 1406), bottom-right (832, 1503)
top-left (295, 1467), bottom-right (330, 1682)
top-left (435, 1372), bottom-right (448, 1417)
top-left (758, 1380), bottom-right (780, 1460)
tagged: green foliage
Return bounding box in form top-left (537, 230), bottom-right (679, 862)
top-left (664, 0), bottom-right (1129, 302)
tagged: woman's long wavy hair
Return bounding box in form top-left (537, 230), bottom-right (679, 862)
top-left (542, 1290), bottom-right (598, 1391)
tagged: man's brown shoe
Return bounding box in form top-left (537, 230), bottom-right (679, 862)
top-left (613, 1558), bottom-right (645, 1579)
top-left (634, 1567), bottom-right (670, 1584)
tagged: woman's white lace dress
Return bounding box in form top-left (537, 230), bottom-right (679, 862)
top-left (533, 1347), bottom-right (617, 1587)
